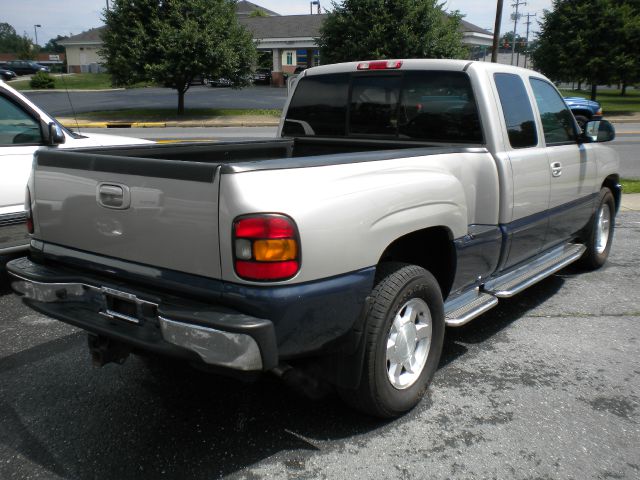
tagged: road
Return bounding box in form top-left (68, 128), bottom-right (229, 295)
top-left (1, 211), bottom-right (638, 479)
top-left (78, 124), bottom-right (640, 179)
top-left (25, 85), bottom-right (288, 115)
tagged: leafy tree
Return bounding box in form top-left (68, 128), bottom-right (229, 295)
top-left (101, 0), bottom-right (256, 114)
top-left (532, 0), bottom-right (640, 100)
top-left (0, 23), bottom-right (34, 56)
top-left (42, 35), bottom-right (69, 54)
top-left (317, 0), bottom-right (467, 63)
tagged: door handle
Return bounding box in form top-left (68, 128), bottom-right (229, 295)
top-left (97, 183), bottom-right (131, 209)
top-left (550, 162), bottom-right (562, 177)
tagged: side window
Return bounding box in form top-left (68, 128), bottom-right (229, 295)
top-left (530, 78), bottom-right (577, 145)
top-left (0, 96), bottom-right (43, 145)
top-left (494, 73), bottom-right (537, 149)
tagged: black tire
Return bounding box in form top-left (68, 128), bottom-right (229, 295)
top-left (574, 114), bottom-right (589, 131)
top-left (339, 263), bottom-right (445, 418)
top-left (578, 187), bottom-right (615, 270)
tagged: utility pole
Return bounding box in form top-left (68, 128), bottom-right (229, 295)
top-left (510, 0), bottom-right (526, 66)
top-left (523, 12), bottom-right (536, 68)
top-left (491, 0), bottom-right (504, 63)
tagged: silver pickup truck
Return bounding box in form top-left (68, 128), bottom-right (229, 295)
top-left (8, 60), bottom-right (620, 418)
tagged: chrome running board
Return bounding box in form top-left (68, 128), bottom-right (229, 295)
top-left (444, 288), bottom-right (498, 327)
top-left (482, 243), bottom-right (586, 298)
top-left (444, 243), bottom-right (586, 327)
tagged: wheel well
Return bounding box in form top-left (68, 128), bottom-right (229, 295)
top-left (603, 175), bottom-right (621, 212)
top-left (377, 227), bottom-right (455, 299)
top-left (571, 109), bottom-right (592, 118)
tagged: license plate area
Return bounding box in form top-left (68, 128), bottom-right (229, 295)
top-left (99, 287), bottom-right (158, 325)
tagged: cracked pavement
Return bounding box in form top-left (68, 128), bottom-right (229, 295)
top-left (1, 212), bottom-right (638, 480)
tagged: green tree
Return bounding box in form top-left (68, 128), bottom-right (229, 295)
top-left (317, 0), bottom-right (467, 63)
top-left (42, 35), bottom-right (69, 54)
top-left (0, 23), bottom-right (35, 56)
top-left (532, 0), bottom-right (640, 100)
top-left (101, 0), bottom-right (256, 114)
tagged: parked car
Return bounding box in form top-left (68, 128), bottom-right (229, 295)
top-left (563, 97), bottom-right (603, 129)
top-left (0, 80), bottom-right (152, 255)
top-left (0, 68), bottom-right (17, 81)
top-left (252, 68), bottom-right (272, 85)
top-left (208, 77), bottom-right (233, 87)
top-left (8, 60), bottom-right (619, 418)
top-left (3, 60), bottom-right (50, 76)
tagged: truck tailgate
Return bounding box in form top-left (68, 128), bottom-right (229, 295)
top-left (32, 150), bottom-right (223, 279)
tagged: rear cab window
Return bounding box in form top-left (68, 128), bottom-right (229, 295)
top-left (283, 70), bottom-right (483, 144)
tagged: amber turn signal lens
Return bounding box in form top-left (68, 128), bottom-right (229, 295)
top-left (253, 239), bottom-right (297, 261)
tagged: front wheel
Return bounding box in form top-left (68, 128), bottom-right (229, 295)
top-left (578, 187), bottom-right (615, 269)
top-left (340, 263), bottom-right (445, 418)
top-left (574, 114), bottom-right (589, 131)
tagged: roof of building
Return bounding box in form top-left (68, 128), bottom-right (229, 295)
top-left (58, 27), bottom-right (105, 45)
top-left (460, 19), bottom-right (491, 35)
top-left (58, 10), bottom-right (491, 45)
top-left (236, 0), bottom-right (279, 17)
top-left (239, 14), bottom-right (327, 39)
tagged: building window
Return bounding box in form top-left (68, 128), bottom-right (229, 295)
top-left (286, 52), bottom-right (293, 65)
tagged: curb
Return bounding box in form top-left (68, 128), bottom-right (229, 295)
top-left (59, 120), bottom-right (280, 129)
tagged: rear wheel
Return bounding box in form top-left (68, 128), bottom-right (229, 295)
top-left (340, 263), bottom-right (445, 418)
top-left (578, 187), bottom-right (615, 269)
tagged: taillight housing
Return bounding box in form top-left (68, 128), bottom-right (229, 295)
top-left (233, 214), bottom-right (300, 281)
top-left (25, 186), bottom-right (34, 234)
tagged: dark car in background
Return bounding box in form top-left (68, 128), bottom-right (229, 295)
top-left (0, 68), bottom-right (17, 81)
top-left (252, 68), bottom-right (272, 85)
top-left (563, 97), bottom-right (603, 129)
top-left (3, 60), bottom-right (49, 76)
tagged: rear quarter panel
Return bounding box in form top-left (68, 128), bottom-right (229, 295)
top-left (219, 151), bottom-right (499, 284)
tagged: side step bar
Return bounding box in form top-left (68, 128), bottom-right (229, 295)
top-left (482, 243), bottom-right (586, 298)
top-left (445, 289), bottom-right (498, 327)
top-left (444, 243), bottom-right (586, 327)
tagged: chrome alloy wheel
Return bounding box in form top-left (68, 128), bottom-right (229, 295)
top-left (385, 298), bottom-right (432, 390)
top-left (595, 203), bottom-right (611, 255)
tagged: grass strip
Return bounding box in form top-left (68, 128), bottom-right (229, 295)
top-left (621, 178), bottom-right (640, 194)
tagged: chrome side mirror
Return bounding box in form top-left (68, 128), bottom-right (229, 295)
top-left (581, 119), bottom-right (615, 143)
top-left (47, 122), bottom-right (66, 145)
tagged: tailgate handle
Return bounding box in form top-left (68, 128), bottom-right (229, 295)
top-left (97, 183), bottom-right (131, 209)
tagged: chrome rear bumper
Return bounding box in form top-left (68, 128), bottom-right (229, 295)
top-left (9, 257), bottom-right (277, 371)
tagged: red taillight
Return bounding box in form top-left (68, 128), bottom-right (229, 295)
top-left (25, 187), bottom-right (34, 234)
top-left (357, 60), bottom-right (403, 70)
top-left (233, 214), bottom-right (300, 281)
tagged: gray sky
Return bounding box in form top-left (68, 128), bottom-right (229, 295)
top-left (4, 0), bottom-right (552, 48)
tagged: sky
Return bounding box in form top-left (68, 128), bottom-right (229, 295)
top-left (3, 0), bottom-right (553, 48)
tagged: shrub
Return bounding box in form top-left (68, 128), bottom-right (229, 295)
top-left (30, 72), bottom-right (55, 89)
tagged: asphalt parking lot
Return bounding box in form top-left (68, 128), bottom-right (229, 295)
top-left (1, 211), bottom-right (638, 480)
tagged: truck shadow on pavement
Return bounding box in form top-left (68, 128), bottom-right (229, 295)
top-left (0, 273), bottom-right (567, 480)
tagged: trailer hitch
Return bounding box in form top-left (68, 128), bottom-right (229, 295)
top-left (88, 334), bottom-right (131, 367)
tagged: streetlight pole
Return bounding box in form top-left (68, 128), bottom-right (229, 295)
top-left (523, 13), bottom-right (536, 68)
top-left (33, 24), bottom-right (41, 47)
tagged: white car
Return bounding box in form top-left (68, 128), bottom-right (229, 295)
top-left (0, 80), bottom-right (152, 255)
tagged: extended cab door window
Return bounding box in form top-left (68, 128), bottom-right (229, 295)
top-left (494, 73), bottom-right (538, 148)
top-left (0, 95), bottom-right (43, 145)
top-left (529, 78), bottom-right (578, 145)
